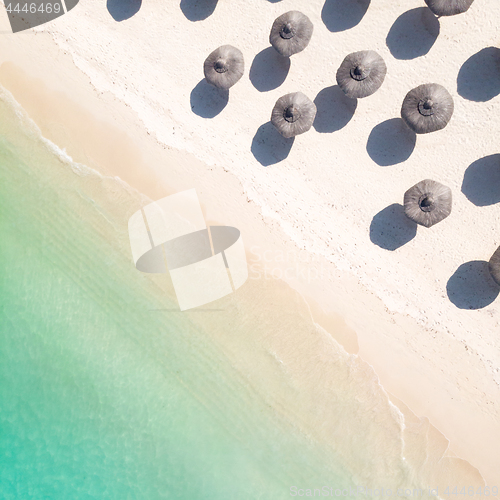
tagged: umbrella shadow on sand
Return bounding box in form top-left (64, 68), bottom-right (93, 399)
top-left (107, 0), bottom-right (142, 21)
top-left (461, 154), bottom-right (500, 206)
top-left (249, 48), bottom-right (291, 92)
top-left (457, 47), bottom-right (500, 102)
top-left (180, 0), bottom-right (218, 21)
top-left (313, 85), bottom-right (357, 133)
top-left (386, 7), bottom-right (440, 60)
top-left (321, 0), bottom-right (371, 32)
top-left (190, 79), bottom-right (229, 118)
top-left (447, 261), bottom-right (499, 309)
top-left (367, 118), bottom-right (416, 166)
top-left (251, 122), bottom-right (295, 167)
top-left (370, 203), bottom-right (417, 251)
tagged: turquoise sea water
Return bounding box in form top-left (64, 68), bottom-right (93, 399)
top-left (0, 91), bottom-right (353, 499)
top-left (0, 89), bottom-right (453, 499)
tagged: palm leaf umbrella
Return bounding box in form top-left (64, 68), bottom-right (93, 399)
top-left (403, 179), bottom-right (452, 227)
top-left (424, 0), bottom-right (474, 16)
top-left (336, 50), bottom-right (387, 99)
top-left (204, 45), bottom-right (244, 90)
top-left (489, 246), bottom-right (500, 286)
top-left (271, 92), bottom-right (317, 138)
top-left (401, 83), bottom-right (454, 134)
top-left (270, 11), bottom-right (314, 58)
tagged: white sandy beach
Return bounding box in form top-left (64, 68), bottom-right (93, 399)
top-left (0, 0), bottom-right (499, 488)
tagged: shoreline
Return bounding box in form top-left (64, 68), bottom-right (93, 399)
top-left (0, 3), bottom-right (498, 487)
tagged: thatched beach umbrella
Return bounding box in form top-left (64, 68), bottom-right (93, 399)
top-left (336, 51), bottom-right (387, 99)
top-left (270, 11), bottom-right (314, 58)
top-left (204, 45), bottom-right (244, 90)
top-left (401, 83), bottom-right (454, 134)
top-left (403, 179), bottom-right (452, 227)
top-left (489, 246), bottom-right (500, 286)
top-left (271, 92), bottom-right (317, 138)
top-left (424, 0), bottom-right (474, 16)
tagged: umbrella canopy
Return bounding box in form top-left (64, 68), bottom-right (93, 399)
top-left (424, 0), bottom-right (474, 16)
top-left (271, 92), bottom-right (317, 138)
top-left (270, 11), bottom-right (314, 58)
top-left (403, 179), bottom-right (452, 227)
top-left (336, 50), bottom-right (387, 99)
top-left (401, 83), bottom-right (454, 134)
top-left (204, 45), bottom-right (244, 90)
top-left (489, 246), bottom-right (500, 286)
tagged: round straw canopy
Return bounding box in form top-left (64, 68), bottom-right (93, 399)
top-left (401, 83), bottom-right (454, 134)
top-left (271, 92), bottom-right (317, 138)
top-left (270, 11), bottom-right (314, 57)
top-left (204, 45), bottom-right (244, 90)
top-left (489, 246), bottom-right (500, 286)
top-left (336, 51), bottom-right (387, 99)
top-left (403, 179), bottom-right (452, 227)
top-left (424, 0), bottom-right (474, 16)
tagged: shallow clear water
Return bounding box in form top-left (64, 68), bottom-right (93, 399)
top-left (0, 90), bottom-right (355, 499)
top-left (0, 89), bottom-right (442, 499)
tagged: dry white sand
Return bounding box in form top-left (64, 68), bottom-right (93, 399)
top-left (0, 0), bottom-right (499, 487)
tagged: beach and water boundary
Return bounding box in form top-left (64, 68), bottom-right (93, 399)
top-left (0, 0), bottom-right (498, 495)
